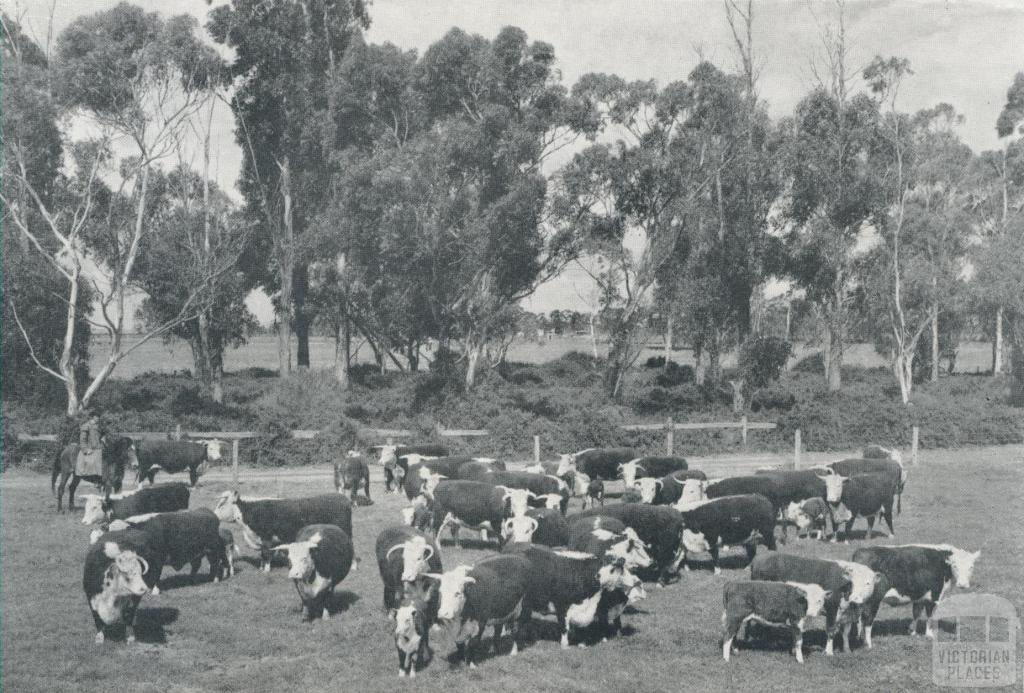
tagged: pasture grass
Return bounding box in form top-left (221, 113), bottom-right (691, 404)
top-left (3, 446), bottom-right (1023, 692)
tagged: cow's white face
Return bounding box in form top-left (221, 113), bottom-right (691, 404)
top-left (834, 560), bottom-right (879, 604)
top-left (556, 454), bottom-right (575, 477)
top-left (673, 478), bottom-right (706, 507)
top-left (499, 487), bottom-right (532, 517)
top-left (435, 566), bottom-right (475, 622)
top-left (596, 562), bottom-right (626, 591)
top-left (394, 604), bottom-right (421, 653)
top-left (422, 473), bottom-right (446, 498)
top-left (89, 529), bottom-right (104, 545)
top-left (824, 475), bottom-right (847, 503)
top-left (378, 445), bottom-right (399, 467)
top-left (619, 460), bottom-right (642, 488)
top-left (634, 477), bottom-right (661, 504)
top-left (201, 440), bottom-right (223, 461)
top-left (788, 581), bottom-right (828, 618)
top-left (948, 549), bottom-right (981, 588)
top-left (398, 537), bottom-right (435, 583)
top-left (278, 533), bottom-right (321, 581)
top-left (606, 531), bottom-right (653, 570)
top-left (81, 496), bottom-right (107, 525)
top-left (401, 507), bottom-right (416, 526)
top-left (214, 491), bottom-right (243, 523)
top-left (403, 453), bottom-right (437, 467)
top-left (786, 502), bottom-right (812, 529)
top-left (502, 515), bottom-right (538, 543)
top-left (103, 543), bottom-right (149, 596)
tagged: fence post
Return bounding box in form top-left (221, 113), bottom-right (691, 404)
top-left (741, 415), bottom-right (748, 448)
top-left (666, 417), bottom-right (674, 456)
top-left (912, 426), bottom-right (919, 466)
top-left (231, 439), bottom-right (240, 488)
top-left (174, 424), bottom-right (182, 441)
top-left (794, 429), bottom-right (802, 470)
top-left (533, 435), bottom-right (540, 464)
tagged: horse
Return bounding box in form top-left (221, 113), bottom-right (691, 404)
top-left (52, 436), bottom-right (137, 512)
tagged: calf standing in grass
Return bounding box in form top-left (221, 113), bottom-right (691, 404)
top-left (785, 498), bottom-right (832, 540)
top-left (721, 580), bottom-right (829, 663)
top-left (334, 452), bottom-right (371, 504)
top-left (823, 472), bottom-right (898, 541)
top-left (393, 577), bottom-right (440, 678)
top-left (275, 524), bottom-right (355, 621)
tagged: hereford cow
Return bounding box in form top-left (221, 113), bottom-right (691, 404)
top-left (274, 524), bottom-right (354, 621)
top-left (722, 580), bottom-right (829, 663)
top-left (214, 492), bottom-right (353, 572)
top-left (557, 448), bottom-right (639, 481)
top-left (852, 544), bottom-right (980, 639)
top-left (135, 439), bottom-right (221, 487)
top-left (375, 526), bottom-right (443, 614)
top-left (83, 530), bottom-right (156, 644)
top-left (672, 494), bottom-right (778, 575)
top-left (81, 483), bottom-right (190, 526)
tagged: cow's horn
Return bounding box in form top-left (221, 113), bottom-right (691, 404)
top-left (386, 544), bottom-right (404, 559)
top-left (423, 545), bottom-right (434, 560)
top-left (655, 479), bottom-right (664, 490)
top-left (529, 517), bottom-right (539, 532)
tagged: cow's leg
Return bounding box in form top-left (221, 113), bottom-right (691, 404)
top-left (865, 514), bottom-right (876, 539)
top-left (744, 543), bottom-right (757, 565)
top-left (824, 608), bottom-right (838, 655)
top-left (882, 501), bottom-right (895, 536)
top-left (844, 519), bottom-right (855, 544)
top-left (90, 609), bottom-right (107, 644)
top-left (364, 473), bottom-right (371, 502)
top-left (189, 466), bottom-right (199, 487)
top-left (722, 614), bottom-right (743, 661)
top-left (56, 472), bottom-right (69, 512)
top-left (792, 623), bottom-right (804, 664)
top-left (190, 557), bottom-right (203, 582)
top-left (67, 475), bottom-right (81, 511)
top-left (924, 600), bottom-right (938, 639)
top-left (397, 647), bottom-right (408, 677)
top-left (842, 621), bottom-right (853, 652)
top-left (558, 613), bottom-right (571, 649)
top-left (910, 601), bottom-right (925, 636)
top-left (492, 622), bottom-right (504, 653)
top-left (710, 545), bottom-right (721, 575)
top-left (124, 597), bottom-right (140, 643)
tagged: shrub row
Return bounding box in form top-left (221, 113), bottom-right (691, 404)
top-left (3, 351), bottom-right (1021, 470)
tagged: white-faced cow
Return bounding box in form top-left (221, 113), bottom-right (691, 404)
top-left (81, 482), bottom-right (191, 527)
top-left (392, 577), bottom-right (440, 678)
top-left (722, 580), bottom-right (830, 663)
top-left (375, 444), bottom-right (449, 493)
top-left (574, 503), bottom-right (686, 584)
top-left (618, 456), bottom-right (688, 488)
top-left (83, 530), bottom-right (157, 644)
top-left (823, 472), bottom-right (898, 541)
top-left (502, 543), bottom-right (637, 649)
top-left (785, 498), bottom-right (832, 540)
top-left (557, 448), bottom-right (639, 481)
top-left (852, 544), bottom-right (980, 639)
top-left (274, 524), bottom-right (355, 621)
top-left (671, 494), bottom-right (778, 575)
top-left (749, 552), bottom-right (856, 655)
top-left (425, 480), bottom-right (518, 546)
top-left (334, 452), bottom-right (371, 503)
top-left (135, 439), bottom-right (222, 487)
top-left (214, 492), bottom-right (353, 572)
top-left (430, 554), bottom-right (533, 668)
top-left (501, 507), bottom-right (570, 547)
top-left (375, 525), bottom-right (443, 615)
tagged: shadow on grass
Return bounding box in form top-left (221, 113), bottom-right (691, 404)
top-left (678, 551), bottom-right (754, 573)
top-left (126, 606), bottom-right (179, 644)
top-left (326, 589), bottom-right (360, 616)
top-left (157, 571), bottom-right (223, 592)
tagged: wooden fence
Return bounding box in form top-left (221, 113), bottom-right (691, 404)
top-left (15, 420), bottom-right (921, 484)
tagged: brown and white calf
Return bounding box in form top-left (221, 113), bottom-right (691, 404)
top-left (722, 580), bottom-right (829, 663)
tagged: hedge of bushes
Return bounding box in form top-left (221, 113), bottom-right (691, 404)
top-left (3, 351), bottom-right (1022, 470)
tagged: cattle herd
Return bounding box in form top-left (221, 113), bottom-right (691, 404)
top-left (72, 440), bottom-right (981, 678)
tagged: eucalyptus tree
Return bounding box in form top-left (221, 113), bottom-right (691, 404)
top-left (207, 0), bottom-right (371, 375)
top-left (1, 5), bottom-right (227, 415)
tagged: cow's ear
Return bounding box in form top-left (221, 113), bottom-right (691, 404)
top-left (306, 533), bottom-right (322, 549)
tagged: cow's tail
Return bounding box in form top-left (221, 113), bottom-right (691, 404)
top-left (896, 486), bottom-right (902, 515)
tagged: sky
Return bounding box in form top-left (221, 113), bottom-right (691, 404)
top-left (9, 0), bottom-right (1024, 320)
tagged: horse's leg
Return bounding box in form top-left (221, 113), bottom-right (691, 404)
top-left (68, 476), bottom-right (81, 511)
top-left (56, 471), bottom-right (68, 512)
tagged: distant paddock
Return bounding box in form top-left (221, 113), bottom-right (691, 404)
top-left (89, 335), bottom-right (997, 379)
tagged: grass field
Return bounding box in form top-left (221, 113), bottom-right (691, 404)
top-left (3, 446), bottom-right (1023, 693)
top-left (90, 335), bottom-right (998, 379)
